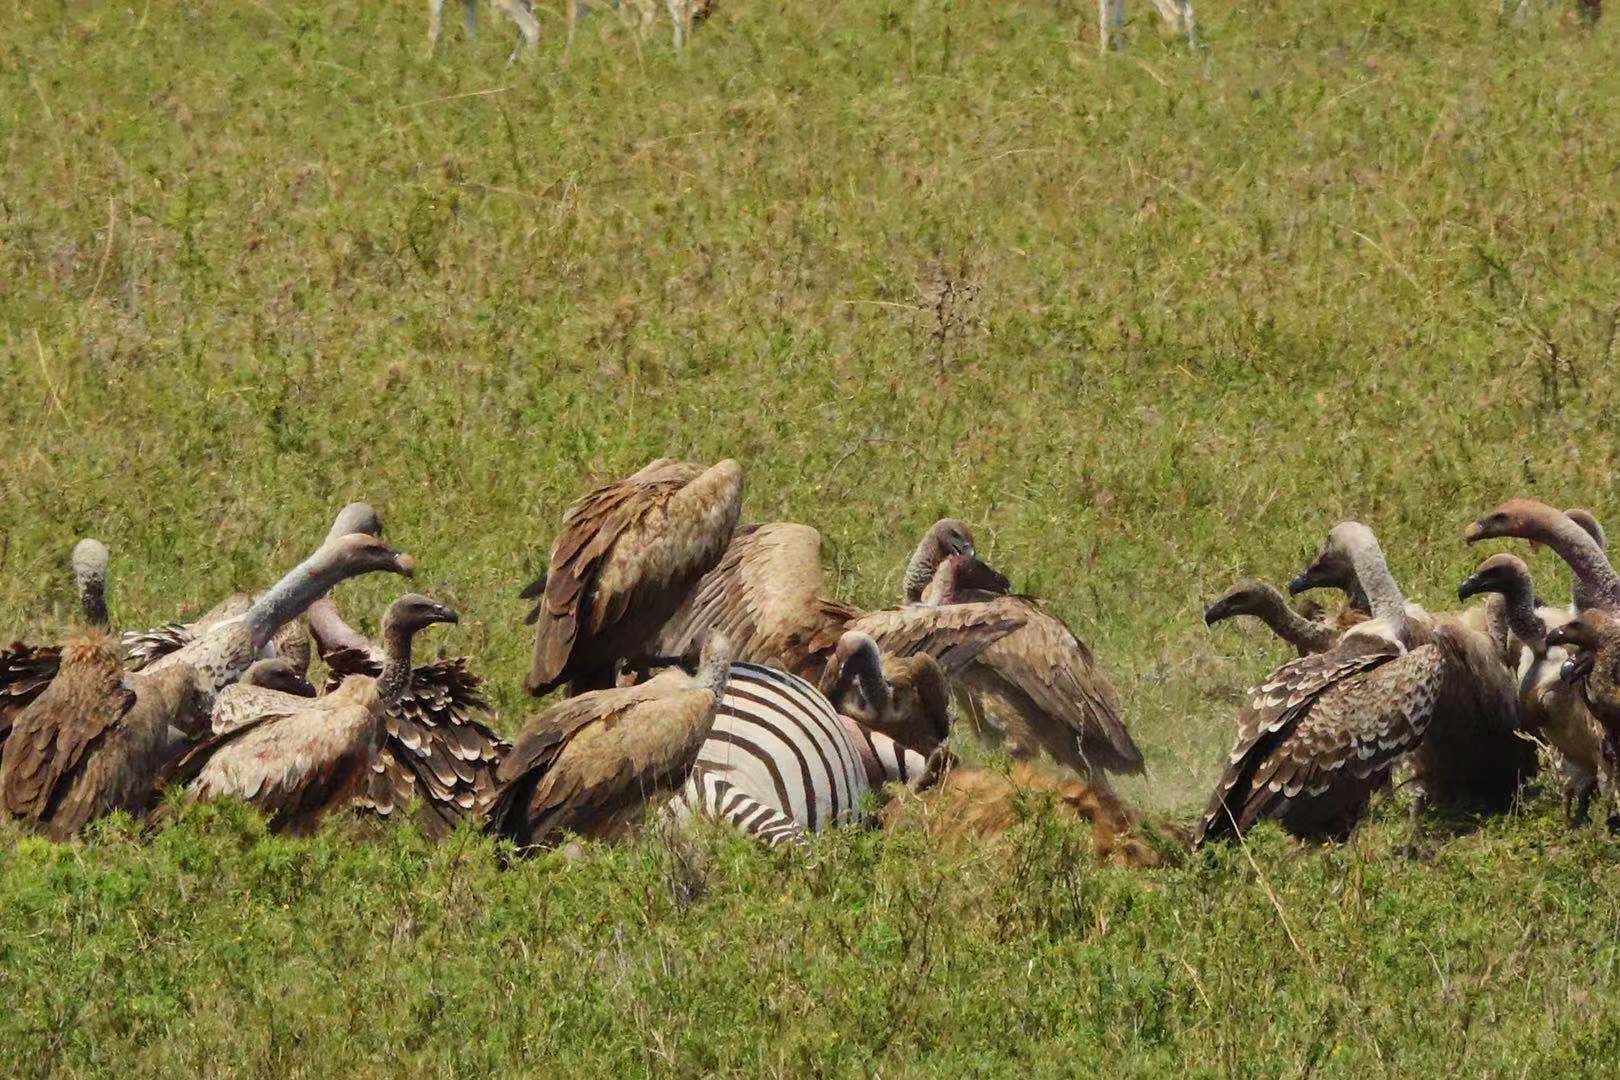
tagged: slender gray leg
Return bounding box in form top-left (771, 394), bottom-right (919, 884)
top-left (429, 0), bottom-right (447, 47)
top-left (464, 0), bottom-right (479, 36)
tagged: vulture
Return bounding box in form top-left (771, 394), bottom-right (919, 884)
top-left (1466, 499), bottom-right (1620, 613)
top-left (1289, 524), bottom-right (1533, 814)
top-left (210, 658), bottom-right (319, 734)
top-left (305, 595), bottom-right (508, 838)
top-left (1195, 522), bottom-right (1513, 846)
top-left (817, 631), bottom-right (954, 755)
top-left (165, 594), bottom-right (459, 835)
top-left (0, 540), bottom-right (206, 840)
top-left (521, 458), bottom-right (744, 697)
top-left (0, 538), bottom-right (113, 749)
top-left (899, 518), bottom-right (980, 604)
top-left (917, 546), bottom-right (1144, 786)
top-left (655, 521), bottom-right (1023, 695)
top-left (485, 632), bottom-right (736, 849)
top-left (122, 502), bottom-right (383, 674)
top-left (141, 531), bottom-right (415, 711)
top-left (1563, 507), bottom-right (1608, 613)
top-left (1458, 554), bottom-right (1606, 823)
top-left (1203, 579), bottom-right (1344, 657)
top-left (1548, 612), bottom-right (1620, 761)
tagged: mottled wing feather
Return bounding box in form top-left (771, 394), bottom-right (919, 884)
top-left (1, 650), bottom-right (135, 824)
top-left (0, 643), bottom-right (61, 745)
top-left (656, 523), bottom-right (840, 673)
top-left (1235, 645), bottom-right (1444, 831)
top-left (846, 601), bottom-right (1027, 683)
top-left (1194, 646), bottom-right (1398, 844)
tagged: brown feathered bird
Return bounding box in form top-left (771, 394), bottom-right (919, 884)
top-left (918, 549), bottom-right (1144, 785)
top-left (164, 595), bottom-right (459, 835)
top-left (0, 539), bottom-right (112, 752)
top-left (1467, 499), bottom-right (1620, 614)
top-left (1196, 523), bottom-right (1480, 845)
top-left (817, 631), bottom-right (954, 754)
top-left (1289, 521), bottom-right (1534, 815)
top-left (305, 595), bottom-right (508, 838)
top-left (521, 458), bottom-right (744, 697)
top-left (1459, 554), bottom-right (1607, 823)
top-left (485, 632), bottom-right (735, 849)
top-left (654, 521), bottom-right (1024, 693)
top-left (0, 541), bottom-right (207, 839)
top-left (1548, 611), bottom-right (1620, 776)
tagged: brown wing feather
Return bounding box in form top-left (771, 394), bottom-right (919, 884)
top-left (0, 642), bottom-right (61, 746)
top-left (48, 665), bottom-right (199, 838)
top-left (525, 460), bottom-right (742, 695)
top-left (0, 634), bottom-right (133, 827)
top-left (1194, 644), bottom-right (1399, 845)
top-left (844, 602), bottom-right (1026, 685)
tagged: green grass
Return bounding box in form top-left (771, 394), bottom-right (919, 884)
top-left (4, 0), bottom-right (1620, 1072)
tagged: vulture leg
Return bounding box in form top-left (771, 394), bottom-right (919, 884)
top-left (1571, 777), bottom-right (1597, 826)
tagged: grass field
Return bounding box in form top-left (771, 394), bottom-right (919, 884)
top-left (5, 0), bottom-right (1620, 1073)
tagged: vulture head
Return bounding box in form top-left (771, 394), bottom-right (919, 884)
top-left (1465, 499), bottom-right (1564, 546)
top-left (1548, 611), bottom-right (1618, 685)
top-left (71, 538), bottom-right (111, 627)
top-left (240, 657), bottom-right (318, 698)
top-left (382, 593), bottom-right (459, 639)
top-left (1202, 579), bottom-right (1278, 627)
top-left (1457, 553), bottom-right (1533, 604)
top-left (928, 519), bottom-right (977, 560)
top-left (824, 632), bottom-right (951, 753)
top-left (922, 553), bottom-right (1012, 605)
top-left (1288, 521), bottom-right (1375, 596)
top-left (327, 501), bottom-right (383, 543)
top-left (323, 533), bottom-right (417, 580)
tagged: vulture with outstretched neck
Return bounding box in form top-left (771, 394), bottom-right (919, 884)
top-left (485, 632), bottom-right (736, 849)
top-left (165, 595), bottom-right (459, 835)
top-left (917, 543), bottom-right (1143, 784)
top-left (0, 541), bottom-right (205, 839)
top-left (520, 458), bottom-right (744, 697)
top-left (1203, 579), bottom-right (1344, 657)
top-left (1195, 522), bottom-right (1515, 845)
top-left (141, 531), bottom-right (415, 711)
top-left (305, 595), bottom-right (508, 838)
top-left (122, 502), bottom-right (383, 674)
top-left (653, 521), bottom-right (1024, 696)
top-left (1459, 554), bottom-right (1606, 823)
top-left (1466, 499), bottom-right (1620, 614)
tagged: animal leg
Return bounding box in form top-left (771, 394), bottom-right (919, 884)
top-left (1098, 0), bottom-right (1126, 52)
top-left (497, 0), bottom-right (540, 62)
top-left (566, 0), bottom-right (578, 47)
top-left (667, 0), bottom-right (689, 48)
top-left (429, 0), bottom-right (448, 48)
top-left (1572, 777), bottom-right (1598, 826)
top-left (464, 0), bottom-right (479, 36)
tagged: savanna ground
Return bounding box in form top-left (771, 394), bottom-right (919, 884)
top-left (4, 0), bottom-right (1620, 1073)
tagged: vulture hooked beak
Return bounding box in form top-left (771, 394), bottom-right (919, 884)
top-left (1202, 596), bottom-right (1238, 628)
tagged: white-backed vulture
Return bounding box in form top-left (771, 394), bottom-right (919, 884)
top-left (141, 532), bottom-right (415, 711)
top-left (1547, 612), bottom-right (1620, 785)
top-left (1467, 499), bottom-right (1620, 613)
top-left (1203, 579), bottom-right (1344, 658)
top-left (919, 551), bottom-right (1144, 784)
top-left (485, 632), bottom-right (736, 849)
top-left (0, 539), bottom-right (113, 749)
top-left (1194, 523), bottom-right (1511, 845)
top-left (520, 458), bottom-right (744, 697)
top-left (900, 518), bottom-right (979, 603)
top-left (0, 541), bottom-right (206, 839)
top-left (1458, 554), bottom-right (1607, 822)
top-left (1290, 523), bottom-right (1534, 813)
top-left (122, 502), bottom-right (382, 674)
top-left (164, 595), bottom-right (459, 835)
top-left (305, 595), bottom-right (508, 838)
top-left (817, 631), bottom-right (953, 755)
top-left (653, 522), bottom-right (1024, 690)
top-left (210, 658), bottom-right (319, 734)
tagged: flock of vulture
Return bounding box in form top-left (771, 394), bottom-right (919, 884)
top-left (4, 456), bottom-right (1620, 865)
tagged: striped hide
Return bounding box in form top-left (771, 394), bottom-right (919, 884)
top-left (670, 662), bottom-right (932, 847)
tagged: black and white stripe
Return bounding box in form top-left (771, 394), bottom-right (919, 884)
top-left (670, 662), bottom-right (930, 846)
